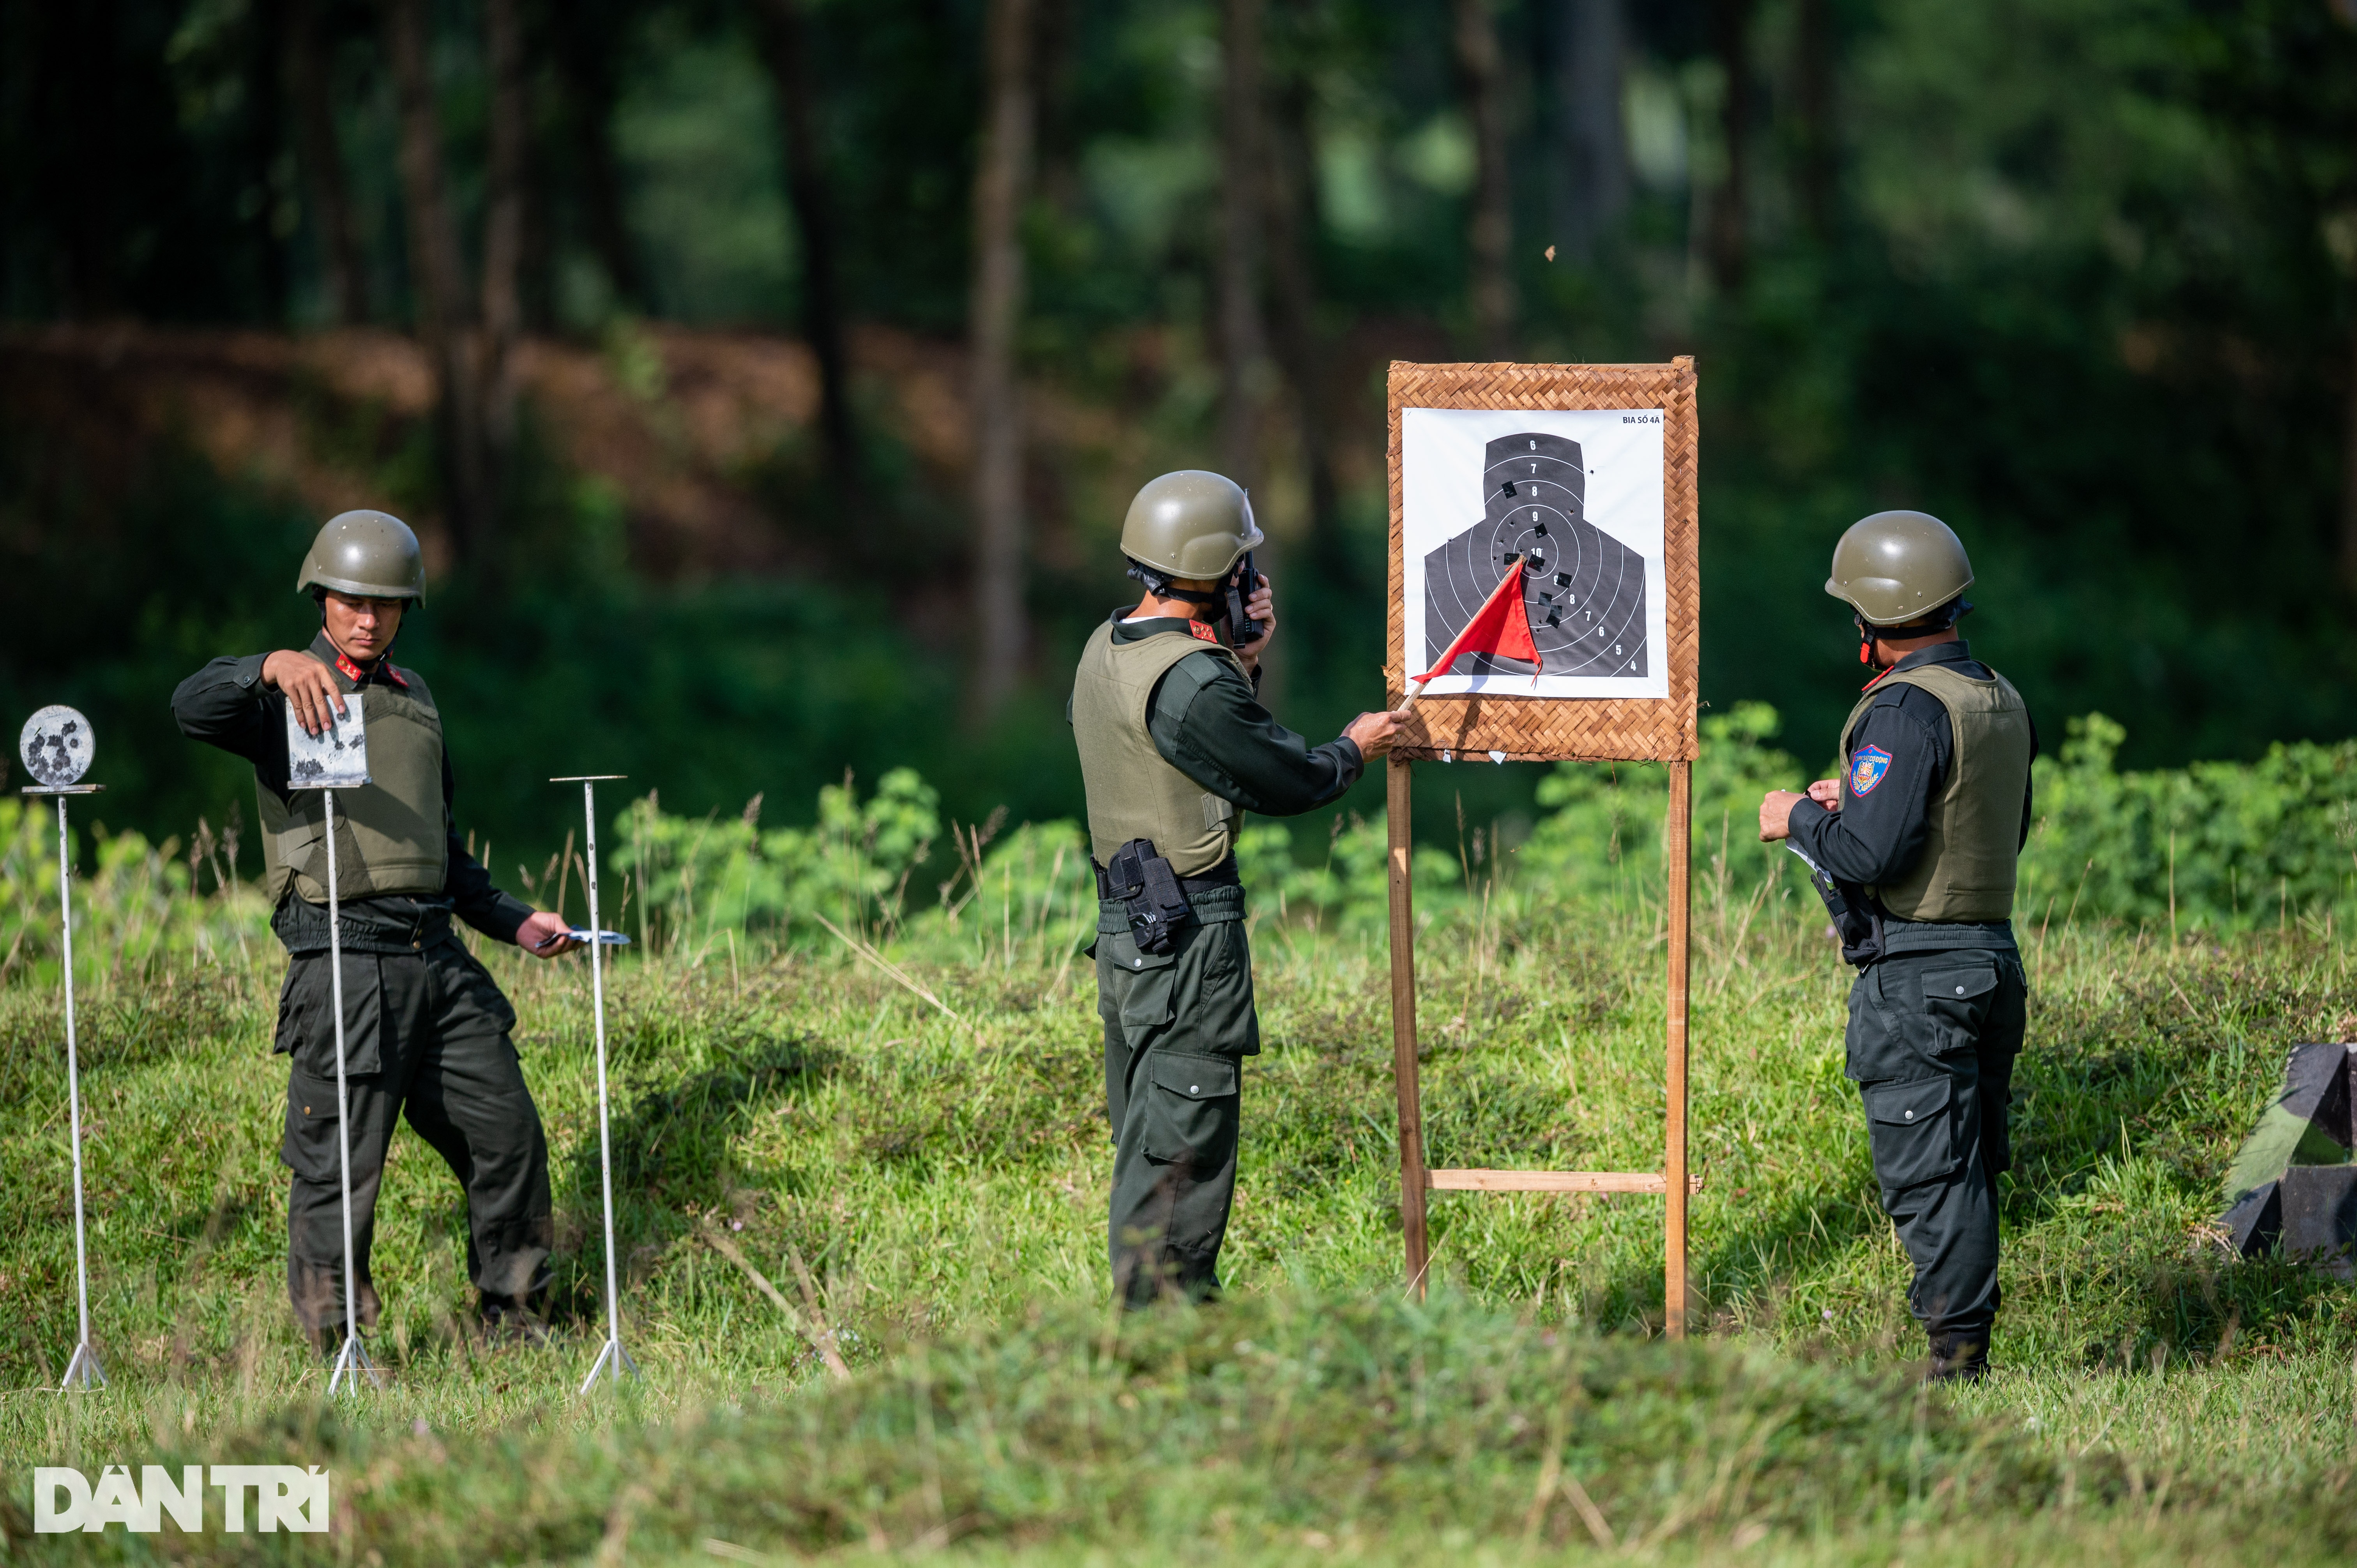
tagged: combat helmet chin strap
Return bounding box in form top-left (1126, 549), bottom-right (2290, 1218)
top-left (1124, 560), bottom-right (1232, 621)
top-left (1854, 598), bottom-right (1974, 671)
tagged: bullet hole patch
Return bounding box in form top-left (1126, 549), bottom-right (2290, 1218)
top-left (1849, 745), bottom-right (1893, 797)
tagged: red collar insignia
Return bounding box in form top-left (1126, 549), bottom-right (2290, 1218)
top-left (333, 652), bottom-right (408, 687)
top-left (1188, 620), bottom-right (1218, 643)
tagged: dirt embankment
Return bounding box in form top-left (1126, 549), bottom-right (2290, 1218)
top-left (0, 322), bottom-right (987, 577)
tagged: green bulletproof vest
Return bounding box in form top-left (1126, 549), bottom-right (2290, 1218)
top-left (258, 652), bottom-right (449, 903)
top-left (1839, 659), bottom-right (2032, 924)
top-left (1071, 622), bottom-right (1245, 877)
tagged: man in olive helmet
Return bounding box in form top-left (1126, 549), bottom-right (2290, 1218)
top-left (1757, 510), bottom-right (2037, 1383)
top-left (1071, 470), bottom-right (1404, 1306)
top-left (171, 510), bottom-right (579, 1346)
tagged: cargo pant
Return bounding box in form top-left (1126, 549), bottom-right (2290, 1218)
top-left (1097, 884), bottom-right (1256, 1307)
top-left (1845, 944), bottom-right (2027, 1344)
top-left (276, 938), bottom-right (552, 1339)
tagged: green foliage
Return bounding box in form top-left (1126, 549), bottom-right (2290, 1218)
top-left (606, 768), bottom-right (943, 947)
top-left (2020, 714), bottom-right (2357, 935)
top-left (0, 796), bottom-right (269, 990)
top-left (1517, 701), bottom-right (1807, 915)
top-left (1234, 815), bottom-right (1459, 936)
top-left (58, 696), bottom-right (2329, 987)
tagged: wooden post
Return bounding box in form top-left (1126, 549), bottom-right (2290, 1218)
top-left (1387, 756), bottom-right (1430, 1296)
top-left (1663, 758), bottom-right (1694, 1338)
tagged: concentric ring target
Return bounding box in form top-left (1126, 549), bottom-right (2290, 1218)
top-left (1421, 432), bottom-right (1650, 679)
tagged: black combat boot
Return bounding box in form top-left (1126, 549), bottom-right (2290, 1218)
top-left (480, 1294), bottom-right (551, 1349)
top-left (1925, 1331), bottom-right (1990, 1384)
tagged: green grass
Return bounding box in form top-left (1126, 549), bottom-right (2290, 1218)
top-left (3, 875), bottom-right (2356, 1560)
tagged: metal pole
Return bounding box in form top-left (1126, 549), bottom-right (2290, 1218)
top-left (1386, 757), bottom-right (1430, 1298)
top-left (575, 778), bottom-right (636, 1392)
top-left (324, 789), bottom-right (379, 1393)
top-left (56, 795), bottom-right (103, 1391)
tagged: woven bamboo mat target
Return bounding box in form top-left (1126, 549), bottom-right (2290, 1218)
top-left (1385, 359), bottom-right (1698, 764)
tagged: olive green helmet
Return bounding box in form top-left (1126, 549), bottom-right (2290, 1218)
top-left (297, 510), bottom-right (426, 605)
top-left (1119, 470), bottom-right (1263, 582)
top-left (1824, 510), bottom-right (1973, 627)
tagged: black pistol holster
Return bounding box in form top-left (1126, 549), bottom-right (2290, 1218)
top-left (1788, 844), bottom-right (1886, 966)
top-left (1104, 838), bottom-right (1193, 955)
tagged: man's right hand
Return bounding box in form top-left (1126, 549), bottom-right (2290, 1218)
top-left (262, 650), bottom-right (346, 737)
top-left (1807, 778), bottom-right (1843, 810)
top-left (1344, 708), bottom-right (1409, 758)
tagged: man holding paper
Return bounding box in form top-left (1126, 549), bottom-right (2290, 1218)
top-left (171, 510), bottom-right (576, 1346)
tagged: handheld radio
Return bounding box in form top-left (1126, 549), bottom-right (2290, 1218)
top-left (1225, 550), bottom-right (1263, 647)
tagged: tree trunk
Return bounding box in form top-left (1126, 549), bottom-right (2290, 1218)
top-left (1263, 22), bottom-right (1339, 570)
top-left (1793, 0), bottom-right (1834, 242)
top-left (1454, 0), bottom-right (1514, 357)
top-left (551, 11), bottom-right (645, 309)
top-left (2343, 327), bottom-right (2357, 595)
top-left (251, 0), bottom-right (292, 324)
top-left (968, 0), bottom-right (1036, 718)
top-left (383, 0), bottom-right (492, 557)
top-left (1705, 0), bottom-right (1753, 291)
top-left (1218, 0), bottom-right (1268, 490)
top-left (1552, 0), bottom-right (1626, 263)
top-left (481, 0), bottom-right (527, 464)
top-left (752, 0), bottom-right (859, 490)
top-left (284, 0), bottom-right (367, 323)
top-left (52, 1), bottom-right (119, 317)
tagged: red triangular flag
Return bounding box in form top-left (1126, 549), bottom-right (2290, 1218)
top-left (1413, 557), bottom-right (1538, 683)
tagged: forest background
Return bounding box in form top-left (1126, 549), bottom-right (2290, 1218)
top-left (4, 0), bottom-right (2357, 872)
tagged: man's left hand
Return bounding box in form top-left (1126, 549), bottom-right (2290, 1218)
top-left (1758, 789), bottom-right (1808, 842)
top-left (517, 911), bottom-right (580, 957)
top-left (1234, 573), bottom-right (1274, 672)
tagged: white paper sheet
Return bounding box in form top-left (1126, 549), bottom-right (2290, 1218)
top-left (285, 692), bottom-right (371, 789)
top-left (1403, 407), bottom-right (1668, 700)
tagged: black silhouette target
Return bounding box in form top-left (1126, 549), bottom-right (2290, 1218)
top-left (1421, 432), bottom-right (1649, 680)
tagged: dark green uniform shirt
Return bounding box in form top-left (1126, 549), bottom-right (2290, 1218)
top-left (1065, 610), bottom-right (1365, 819)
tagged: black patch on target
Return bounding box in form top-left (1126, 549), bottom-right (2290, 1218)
top-left (1421, 432), bottom-right (1648, 679)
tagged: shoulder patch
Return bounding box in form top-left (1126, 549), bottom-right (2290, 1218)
top-left (1188, 620), bottom-right (1218, 643)
top-left (1849, 744), bottom-right (1894, 797)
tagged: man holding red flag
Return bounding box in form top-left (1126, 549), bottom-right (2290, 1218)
top-left (1070, 470), bottom-right (1405, 1307)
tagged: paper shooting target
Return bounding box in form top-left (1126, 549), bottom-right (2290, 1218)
top-left (1421, 433), bottom-right (1648, 680)
top-left (18, 705), bottom-right (94, 789)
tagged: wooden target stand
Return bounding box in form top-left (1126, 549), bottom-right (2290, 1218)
top-left (1383, 358), bottom-right (1701, 1335)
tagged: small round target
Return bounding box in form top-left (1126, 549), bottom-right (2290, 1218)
top-left (18, 705), bottom-right (94, 788)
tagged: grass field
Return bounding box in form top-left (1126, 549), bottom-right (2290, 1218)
top-left (3, 847), bottom-right (2355, 1561)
